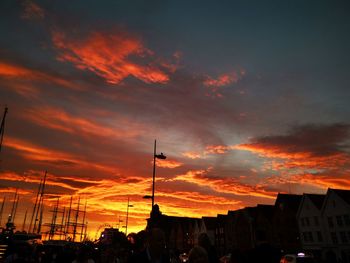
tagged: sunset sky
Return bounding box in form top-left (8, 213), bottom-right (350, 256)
top-left (0, 0), bottom-right (350, 238)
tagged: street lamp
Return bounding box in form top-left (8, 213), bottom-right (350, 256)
top-left (125, 197), bottom-right (133, 236)
top-left (151, 140), bottom-right (166, 208)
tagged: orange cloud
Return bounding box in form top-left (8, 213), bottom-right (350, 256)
top-left (204, 70), bottom-right (245, 87)
top-left (235, 143), bottom-right (350, 171)
top-left (3, 137), bottom-right (119, 175)
top-left (170, 169), bottom-right (276, 199)
top-left (23, 106), bottom-right (142, 139)
top-left (156, 159), bottom-right (183, 168)
top-left (291, 173), bottom-right (350, 190)
top-left (182, 145), bottom-right (235, 159)
top-left (0, 61), bottom-right (81, 90)
top-left (182, 151), bottom-right (204, 159)
top-left (52, 30), bottom-right (176, 84)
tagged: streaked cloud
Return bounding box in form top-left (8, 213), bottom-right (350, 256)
top-left (23, 106), bottom-right (143, 139)
top-left (156, 159), bottom-right (183, 169)
top-left (0, 61), bottom-right (81, 91)
top-left (170, 169), bottom-right (276, 199)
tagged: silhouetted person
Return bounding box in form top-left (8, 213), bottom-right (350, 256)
top-left (188, 246), bottom-right (209, 263)
top-left (197, 233), bottom-right (219, 263)
top-left (128, 227), bottom-right (170, 263)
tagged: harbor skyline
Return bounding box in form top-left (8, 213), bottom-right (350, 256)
top-left (1, 0), bottom-right (350, 237)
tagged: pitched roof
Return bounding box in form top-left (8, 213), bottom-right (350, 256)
top-left (275, 193), bottom-right (302, 211)
top-left (306, 194), bottom-right (326, 210)
top-left (332, 189), bottom-right (350, 205)
top-left (202, 217), bottom-right (217, 230)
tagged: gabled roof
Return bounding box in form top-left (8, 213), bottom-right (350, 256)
top-left (306, 194), bottom-right (326, 210)
top-left (320, 188), bottom-right (350, 215)
top-left (332, 189), bottom-right (350, 205)
top-left (275, 193), bottom-right (302, 212)
top-left (201, 217), bottom-right (217, 230)
top-left (296, 193), bottom-right (325, 218)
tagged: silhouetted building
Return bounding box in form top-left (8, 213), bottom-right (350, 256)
top-left (297, 193), bottom-right (326, 261)
top-left (272, 193), bottom-right (302, 252)
top-left (321, 188), bottom-right (350, 263)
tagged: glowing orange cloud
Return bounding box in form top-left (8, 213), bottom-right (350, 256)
top-left (52, 30), bottom-right (176, 84)
top-left (203, 70), bottom-right (245, 88)
top-left (182, 145), bottom-right (235, 159)
top-left (3, 137), bottom-right (119, 175)
top-left (170, 169), bottom-right (276, 199)
top-left (156, 159), bottom-right (183, 168)
top-left (234, 144), bottom-right (350, 171)
top-left (23, 106), bottom-right (142, 139)
top-left (291, 173), bottom-right (350, 190)
top-left (0, 61), bottom-right (81, 90)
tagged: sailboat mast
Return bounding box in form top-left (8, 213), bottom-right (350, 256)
top-left (22, 209), bottom-right (28, 232)
top-left (33, 171), bottom-right (47, 233)
top-left (0, 106), bottom-right (8, 153)
top-left (10, 189), bottom-right (18, 222)
top-left (0, 196), bottom-right (6, 227)
top-left (29, 179), bottom-right (42, 233)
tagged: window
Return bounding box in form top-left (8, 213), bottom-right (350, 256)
top-left (302, 232), bottom-right (308, 242)
top-left (340, 232), bottom-right (348, 243)
top-left (336, 215), bottom-right (344, 227)
top-left (314, 216), bottom-right (319, 226)
top-left (303, 232), bottom-right (314, 243)
top-left (344, 214), bottom-right (350, 226)
top-left (308, 232), bottom-right (314, 242)
top-left (305, 217), bottom-right (310, 226)
top-left (317, 231), bottom-right (323, 242)
top-left (331, 232), bottom-right (338, 244)
top-left (328, 217), bottom-right (334, 228)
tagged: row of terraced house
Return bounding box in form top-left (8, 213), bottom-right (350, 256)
top-left (147, 188), bottom-right (350, 263)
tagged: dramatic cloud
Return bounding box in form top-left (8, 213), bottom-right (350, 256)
top-left (235, 124), bottom-right (350, 188)
top-left (23, 106), bottom-right (143, 139)
top-left (3, 137), bottom-right (120, 175)
top-left (52, 30), bottom-right (177, 84)
top-left (1, 0), bottom-right (349, 236)
top-left (170, 169), bottom-right (277, 199)
top-left (0, 61), bottom-right (80, 91)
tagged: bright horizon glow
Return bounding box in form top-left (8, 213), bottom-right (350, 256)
top-left (1, 0), bottom-right (349, 240)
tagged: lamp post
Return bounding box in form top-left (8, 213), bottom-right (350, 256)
top-left (125, 197), bottom-right (133, 236)
top-left (151, 140), bottom-right (166, 208)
